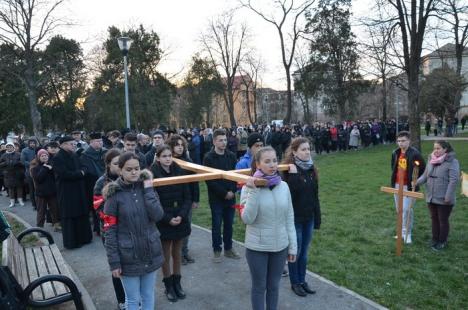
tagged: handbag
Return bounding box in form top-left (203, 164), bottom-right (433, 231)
top-left (0, 211), bottom-right (11, 242)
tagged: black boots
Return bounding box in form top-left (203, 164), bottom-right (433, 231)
top-left (162, 276), bottom-right (178, 302)
top-left (172, 274), bottom-right (186, 299)
top-left (163, 275), bottom-right (186, 302)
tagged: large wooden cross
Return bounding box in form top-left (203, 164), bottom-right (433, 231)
top-left (380, 167), bottom-right (424, 256)
top-left (152, 158), bottom-right (289, 187)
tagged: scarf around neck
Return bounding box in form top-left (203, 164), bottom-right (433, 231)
top-left (253, 169), bottom-right (282, 187)
top-left (294, 156), bottom-right (314, 171)
top-left (430, 152), bottom-right (447, 165)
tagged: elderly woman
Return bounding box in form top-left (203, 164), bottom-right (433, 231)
top-left (417, 140), bottom-right (460, 251)
top-left (0, 143), bottom-right (25, 207)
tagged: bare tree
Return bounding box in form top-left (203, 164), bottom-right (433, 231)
top-left (240, 0), bottom-right (315, 124)
top-left (200, 12), bottom-right (249, 127)
top-left (239, 54), bottom-right (264, 124)
top-left (381, 0), bottom-right (440, 150)
top-left (361, 11), bottom-right (398, 121)
top-left (436, 0), bottom-right (468, 134)
top-left (0, 0), bottom-right (66, 137)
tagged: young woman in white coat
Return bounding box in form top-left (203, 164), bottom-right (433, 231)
top-left (239, 146), bottom-right (297, 310)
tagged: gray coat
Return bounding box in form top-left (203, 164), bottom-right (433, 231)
top-left (417, 152), bottom-right (460, 206)
top-left (103, 169), bottom-right (164, 277)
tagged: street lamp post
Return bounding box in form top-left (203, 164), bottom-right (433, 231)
top-left (117, 36), bottom-right (133, 129)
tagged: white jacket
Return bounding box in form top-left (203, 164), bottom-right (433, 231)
top-left (240, 181), bottom-right (297, 255)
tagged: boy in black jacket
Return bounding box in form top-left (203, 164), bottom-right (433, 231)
top-left (203, 129), bottom-right (240, 262)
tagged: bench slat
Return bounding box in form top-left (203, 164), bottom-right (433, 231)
top-left (24, 247), bottom-right (44, 301)
top-left (49, 245), bottom-right (73, 279)
top-left (41, 246), bottom-right (68, 296)
top-left (12, 236), bottom-right (29, 289)
top-left (33, 247), bottom-right (55, 299)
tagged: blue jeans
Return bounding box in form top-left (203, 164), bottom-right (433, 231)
top-left (210, 201), bottom-right (235, 252)
top-left (288, 220), bottom-right (314, 284)
top-left (121, 271), bottom-right (156, 310)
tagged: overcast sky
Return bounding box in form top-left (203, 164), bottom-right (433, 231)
top-left (58, 0), bottom-right (376, 89)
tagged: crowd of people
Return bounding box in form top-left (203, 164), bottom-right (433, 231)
top-left (0, 121), bottom-right (461, 310)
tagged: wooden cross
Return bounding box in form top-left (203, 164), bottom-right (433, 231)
top-left (94, 159), bottom-right (290, 207)
top-left (380, 167), bottom-right (424, 256)
top-left (152, 158), bottom-right (290, 187)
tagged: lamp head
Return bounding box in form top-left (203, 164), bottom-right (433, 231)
top-left (117, 36), bottom-right (133, 56)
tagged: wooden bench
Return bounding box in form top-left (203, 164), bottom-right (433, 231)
top-left (1, 228), bottom-right (84, 309)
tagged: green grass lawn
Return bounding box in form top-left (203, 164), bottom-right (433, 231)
top-left (192, 141), bottom-right (468, 310)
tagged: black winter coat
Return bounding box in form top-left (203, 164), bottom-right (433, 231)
top-left (391, 146), bottom-right (426, 191)
top-left (151, 163), bottom-right (191, 240)
top-left (0, 152), bottom-right (24, 188)
top-left (31, 163), bottom-right (56, 197)
top-left (283, 165), bottom-right (321, 228)
top-left (80, 147), bottom-right (106, 209)
top-left (203, 149), bottom-right (237, 205)
top-left (53, 148), bottom-right (88, 219)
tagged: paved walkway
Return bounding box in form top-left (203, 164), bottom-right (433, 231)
top-left (1, 196), bottom-right (386, 310)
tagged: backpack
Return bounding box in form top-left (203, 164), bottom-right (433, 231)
top-left (0, 267), bottom-right (25, 310)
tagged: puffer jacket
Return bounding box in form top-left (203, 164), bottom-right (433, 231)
top-left (0, 152), bottom-right (24, 188)
top-left (417, 152), bottom-right (460, 206)
top-left (103, 169), bottom-right (164, 277)
top-left (240, 181), bottom-right (297, 255)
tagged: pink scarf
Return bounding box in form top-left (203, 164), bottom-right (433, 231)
top-left (430, 152), bottom-right (447, 165)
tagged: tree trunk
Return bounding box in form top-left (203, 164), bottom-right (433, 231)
top-left (24, 65), bottom-right (43, 137)
top-left (407, 71), bottom-right (421, 150)
top-left (253, 88), bottom-right (258, 124)
top-left (382, 76), bottom-right (387, 121)
top-left (284, 67), bottom-right (292, 124)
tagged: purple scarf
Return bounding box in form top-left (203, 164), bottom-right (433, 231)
top-left (253, 169), bottom-right (282, 187)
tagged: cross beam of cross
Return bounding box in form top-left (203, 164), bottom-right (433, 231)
top-left (380, 168), bottom-right (424, 256)
top-left (152, 158), bottom-right (290, 187)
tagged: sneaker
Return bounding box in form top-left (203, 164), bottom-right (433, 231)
top-left (282, 268), bottom-right (289, 277)
top-left (224, 249), bottom-right (241, 259)
top-left (212, 251), bottom-right (223, 263)
top-left (117, 303), bottom-right (126, 310)
top-left (8, 200), bottom-right (15, 208)
top-left (404, 234), bottom-right (412, 244)
top-left (432, 241), bottom-right (448, 251)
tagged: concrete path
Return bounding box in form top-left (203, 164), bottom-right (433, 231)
top-left (1, 196), bottom-right (386, 310)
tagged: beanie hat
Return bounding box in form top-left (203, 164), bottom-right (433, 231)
top-left (247, 133), bottom-right (264, 148)
top-left (37, 149), bottom-right (49, 159)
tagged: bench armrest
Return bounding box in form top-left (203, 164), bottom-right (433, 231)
top-left (17, 228), bottom-right (54, 245)
top-left (23, 274), bottom-right (84, 310)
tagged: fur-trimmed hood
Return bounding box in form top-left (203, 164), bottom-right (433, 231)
top-left (102, 169), bottom-right (153, 199)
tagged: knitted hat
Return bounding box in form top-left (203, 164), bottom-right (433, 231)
top-left (5, 142), bottom-right (14, 148)
top-left (247, 133), bottom-right (264, 148)
top-left (37, 149), bottom-right (49, 159)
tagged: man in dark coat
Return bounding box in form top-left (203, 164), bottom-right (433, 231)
top-left (53, 136), bottom-right (92, 249)
top-left (80, 132), bottom-right (106, 235)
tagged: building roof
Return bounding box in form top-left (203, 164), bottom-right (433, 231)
top-left (423, 43), bottom-right (468, 59)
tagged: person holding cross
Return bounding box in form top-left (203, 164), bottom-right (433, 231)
top-left (203, 128), bottom-right (240, 262)
top-left (390, 131), bottom-right (425, 244)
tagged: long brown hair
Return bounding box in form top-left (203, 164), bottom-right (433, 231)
top-left (282, 137), bottom-right (310, 164)
top-left (250, 146), bottom-right (276, 175)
